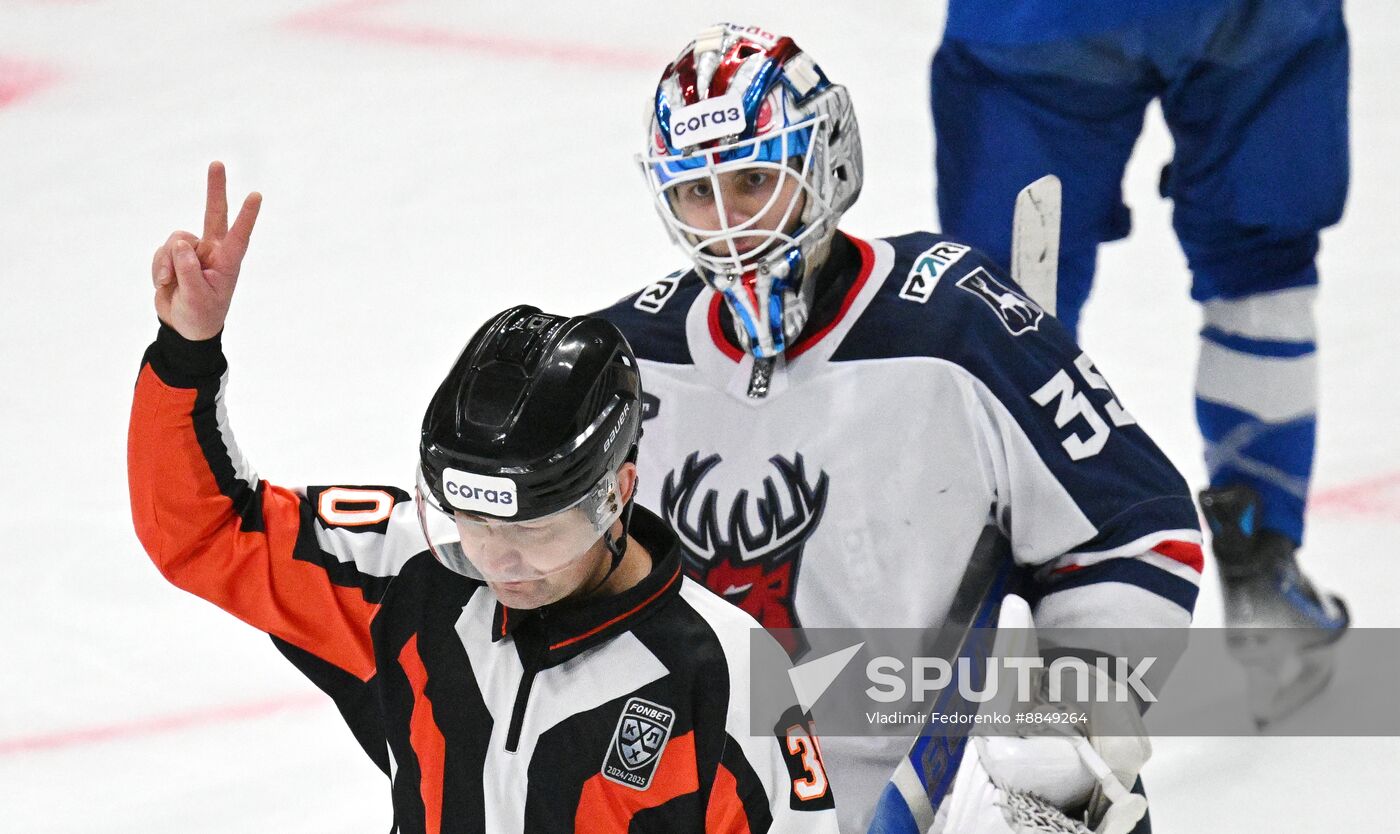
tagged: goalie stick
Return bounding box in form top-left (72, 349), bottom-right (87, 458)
top-left (1010, 174), bottom-right (1062, 315)
top-left (867, 178), bottom-right (1062, 832)
top-left (866, 524), bottom-right (1017, 833)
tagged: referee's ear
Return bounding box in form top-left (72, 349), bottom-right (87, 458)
top-left (615, 462), bottom-right (638, 507)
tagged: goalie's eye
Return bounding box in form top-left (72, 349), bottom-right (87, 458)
top-left (740, 170), bottom-right (774, 192)
top-left (683, 180), bottom-right (714, 202)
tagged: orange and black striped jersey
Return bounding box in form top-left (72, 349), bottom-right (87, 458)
top-left (127, 325), bottom-right (839, 834)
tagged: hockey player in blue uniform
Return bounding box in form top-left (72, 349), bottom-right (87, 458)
top-left (930, 0), bottom-right (1349, 726)
top-left (595, 22), bottom-right (1201, 833)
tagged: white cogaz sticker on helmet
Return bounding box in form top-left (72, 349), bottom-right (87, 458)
top-left (669, 91), bottom-right (747, 149)
top-left (442, 468), bottom-right (518, 517)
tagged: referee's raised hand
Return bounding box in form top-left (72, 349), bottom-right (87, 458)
top-left (151, 161), bottom-right (261, 341)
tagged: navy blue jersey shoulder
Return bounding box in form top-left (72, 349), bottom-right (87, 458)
top-left (837, 232), bottom-right (1198, 545)
top-left (592, 268), bottom-right (705, 365)
top-left (834, 231), bottom-right (1080, 368)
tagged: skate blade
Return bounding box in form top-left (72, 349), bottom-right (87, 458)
top-left (1242, 646), bottom-right (1338, 730)
top-left (1226, 621), bottom-right (1345, 666)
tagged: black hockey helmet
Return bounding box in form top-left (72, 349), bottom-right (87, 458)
top-left (416, 306), bottom-right (643, 583)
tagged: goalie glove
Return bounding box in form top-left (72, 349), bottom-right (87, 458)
top-left (929, 596), bottom-right (1149, 834)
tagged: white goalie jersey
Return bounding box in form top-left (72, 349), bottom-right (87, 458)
top-left (595, 231), bottom-right (1202, 830)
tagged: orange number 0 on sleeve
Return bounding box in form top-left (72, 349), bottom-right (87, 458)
top-left (316, 487), bottom-right (394, 527)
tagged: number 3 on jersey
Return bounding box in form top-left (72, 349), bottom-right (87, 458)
top-left (1030, 352), bottom-right (1136, 461)
top-left (780, 722), bottom-right (835, 809)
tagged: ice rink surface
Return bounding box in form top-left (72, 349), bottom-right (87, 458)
top-left (1, 1), bottom-right (1397, 830)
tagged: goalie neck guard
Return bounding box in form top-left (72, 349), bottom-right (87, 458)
top-left (639, 22), bottom-right (863, 359)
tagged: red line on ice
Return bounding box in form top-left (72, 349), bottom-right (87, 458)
top-left (1311, 470), bottom-right (1400, 520)
top-left (283, 0), bottom-right (665, 71)
top-left (0, 57), bottom-right (62, 109)
top-left (0, 692), bottom-right (326, 756)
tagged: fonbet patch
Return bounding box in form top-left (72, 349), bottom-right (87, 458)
top-left (601, 697), bottom-right (676, 790)
top-left (441, 467), bottom-right (518, 517)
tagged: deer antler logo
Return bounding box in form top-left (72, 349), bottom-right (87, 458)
top-left (956, 267), bottom-right (1044, 335)
top-left (660, 452), bottom-right (829, 655)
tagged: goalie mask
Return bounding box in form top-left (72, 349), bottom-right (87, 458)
top-left (416, 306), bottom-right (642, 595)
top-left (639, 22), bottom-right (863, 359)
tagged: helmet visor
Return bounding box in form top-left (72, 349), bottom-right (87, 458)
top-left (415, 467), bottom-right (622, 584)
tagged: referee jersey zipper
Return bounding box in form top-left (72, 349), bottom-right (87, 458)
top-left (504, 664), bottom-right (537, 753)
top-left (496, 545), bottom-right (682, 754)
top-left (504, 615), bottom-right (547, 754)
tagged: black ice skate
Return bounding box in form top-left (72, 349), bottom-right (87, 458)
top-left (1198, 486), bottom-right (1349, 730)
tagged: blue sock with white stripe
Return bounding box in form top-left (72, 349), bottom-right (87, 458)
top-left (1195, 285), bottom-right (1318, 546)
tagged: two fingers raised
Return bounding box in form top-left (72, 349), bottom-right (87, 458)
top-left (151, 162), bottom-right (263, 290)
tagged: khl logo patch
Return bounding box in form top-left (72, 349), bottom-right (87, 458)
top-left (602, 698), bottom-right (676, 790)
top-left (955, 267), bottom-right (1044, 335)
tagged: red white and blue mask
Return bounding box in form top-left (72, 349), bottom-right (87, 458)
top-left (638, 23), bottom-right (863, 359)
